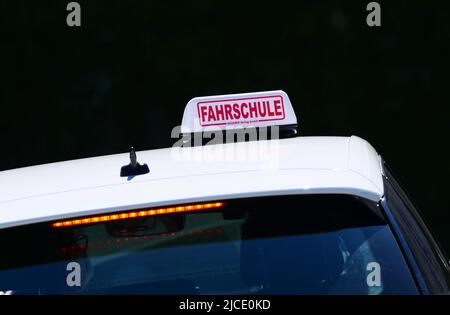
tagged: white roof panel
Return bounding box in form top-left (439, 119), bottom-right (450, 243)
top-left (0, 136), bottom-right (384, 229)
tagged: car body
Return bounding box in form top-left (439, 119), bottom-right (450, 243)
top-left (0, 91), bottom-right (449, 295)
top-left (0, 136), bottom-right (382, 229)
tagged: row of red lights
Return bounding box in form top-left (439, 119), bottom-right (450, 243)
top-left (59, 228), bottom-right (224, 256)
top-left (52, 202), bottom-right (225, 228)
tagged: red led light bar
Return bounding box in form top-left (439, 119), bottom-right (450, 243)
top-left (51, 201), bottom-right (225, 228)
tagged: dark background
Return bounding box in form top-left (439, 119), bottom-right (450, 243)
top-left (1, 1), bottom-right (449, 252)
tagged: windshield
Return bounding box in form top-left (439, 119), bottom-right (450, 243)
top-left (0, 195), bottom-right (418, 295)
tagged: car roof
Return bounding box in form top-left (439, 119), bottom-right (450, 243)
top-left (0, 135), bottom-right (384, 229)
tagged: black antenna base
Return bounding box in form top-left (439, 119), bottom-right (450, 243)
top-left (120, 147), bottom-right (150, 177)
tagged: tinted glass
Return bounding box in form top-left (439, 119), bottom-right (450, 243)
top-left (0, 195), bottom-right (418, 295)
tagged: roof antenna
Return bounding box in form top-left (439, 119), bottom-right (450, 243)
top-left (120, 147), bottom-right (150, 177)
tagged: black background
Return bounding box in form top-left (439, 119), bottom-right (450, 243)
top-left (1, 1), bottom-right (449, 253)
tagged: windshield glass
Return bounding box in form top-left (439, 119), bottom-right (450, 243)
top-left (0, 195), bottom-right (418, 295)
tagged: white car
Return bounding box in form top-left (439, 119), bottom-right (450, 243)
top-left (0, 91), bottom-right (448, 295)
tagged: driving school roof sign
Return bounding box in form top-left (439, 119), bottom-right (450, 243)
top-left (181, 90), bottom-right (297, 133)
